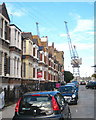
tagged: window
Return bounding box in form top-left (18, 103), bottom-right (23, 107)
top-left (19, 95), bottom-right (52, 116)
top-left (17, 58), bottom-right (19, 76)
top-left (18, 32), bottom-right (19, 47)
top-left (4, 53), bottom-right (7, 75)
top-left (44, 71), bottom-right (46, 80)
top-left (23, 40), bottom-right (26, 53)
top-left (14, 57), bottom-right (16, 76)
top-left (54, 76), bottom-right (55, 80)
top-left (0, 18), bottom-right (3, 38)
top-left (0, 52), bottom-right (2, 75)
top-left (44, 56), bottom-right (46, 63)
top-left (33, 68), bottom-right (35, 78)
top-left (5, 21), bottom-right (7, 40)
top-left (33, 48), bottom-right (35, 56)
top-left (21, 62), bottom-right (26, 78)
top-left (24, 62), bottom-right (26, 77)
top-left (40, 53), bottom-right (42, 61)
top-left (7, 56), bottom-right (10, 75)
top-left (59, 86), bottom-right (75, 93)
top-left (49, 60), bottom-right (51, 66)
top-left (55, 94), bottom-right (65, 107)
top-left (15, 29), bottom-right (17, 42)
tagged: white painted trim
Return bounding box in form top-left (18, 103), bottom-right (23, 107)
top-left (0, 14), bottom-right (9, 23)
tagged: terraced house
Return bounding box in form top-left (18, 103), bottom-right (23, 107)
top-left (0, 3), bottom-right (64, 90)
top-left (9, 24), bottom-right (22, 84)
top-left (21, 32), bottom-right (39, 88)
top-left (0, 3), bottom-right (10, 85)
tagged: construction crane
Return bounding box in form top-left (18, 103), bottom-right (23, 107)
top-left (64, 21), bottom-right (82, 77)
top-left (36, 22), bottom-right (40, 37)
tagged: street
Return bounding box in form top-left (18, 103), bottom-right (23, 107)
top-left (70, 85), bottom-right (95, 119)
top-left (0, 85), bottom-right (95, 120)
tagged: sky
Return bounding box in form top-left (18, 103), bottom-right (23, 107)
top-left (1, 2), bottom-right (94, 77)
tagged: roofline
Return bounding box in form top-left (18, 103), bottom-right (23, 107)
top-left (10, 24), bottom-right (22, 32)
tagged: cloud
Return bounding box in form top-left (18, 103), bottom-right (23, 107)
top-left (75, 43), bottom-right (94, 51)
top-left (73, 19), bottom-right (94, 33)
top-left (53, 42), bottom-right (94, 52)
top-left (6, 3), bottom-right (26, 17)
top-left (59, 17), bottom-right (94, 45)
top-left (12, 9), bottom-right (26, 17)
top-left (86, 31), bottom-right (94, 35)
top-left (60, 33), bottom-right (66, 37)
top-left (69, 12), bottom-right (81, 20)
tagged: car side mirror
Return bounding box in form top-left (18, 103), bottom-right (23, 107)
top-left (75, 90), bottom-right (77, 92)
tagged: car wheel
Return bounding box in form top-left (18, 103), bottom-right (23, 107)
top-left (74, 99), bottom-right (77, 105)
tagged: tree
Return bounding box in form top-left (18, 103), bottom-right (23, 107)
top-left (91, 74), bottom-right (96, 78)
top-left (64, 71), bottom-right (74, 83)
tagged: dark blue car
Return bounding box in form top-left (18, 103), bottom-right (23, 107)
top-left (86, 81), bottom-right (96, 89)
top-left (67, 82), bottom-right (79, 92)
top-left (59, 85), bottom-right (78, 105)
top-left (12, 91), bottom-right (71, 120)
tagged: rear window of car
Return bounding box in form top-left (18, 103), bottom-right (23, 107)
top-left (19, 95), bottom-right (53, 116)
top-left (59, 86), bottom-right (75, 92)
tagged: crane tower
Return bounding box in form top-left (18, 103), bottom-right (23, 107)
top-left (64, 21), bottom-right (82, 77)
top-left (36, 22), bottom-right (40, 37)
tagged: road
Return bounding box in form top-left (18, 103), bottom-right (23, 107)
top-left (0, 85), bottom-right (95, 120)
top-left (70, 85), bottom-right (95, 119)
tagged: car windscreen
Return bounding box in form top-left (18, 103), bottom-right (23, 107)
top-left (59, 86), bottom-right (75, 93)
top-left (19, 95), bottom-right (52, 116)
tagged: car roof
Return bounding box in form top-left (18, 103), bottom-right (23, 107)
top-left (67, 83), bottom-right (76, 85)
top-left (65, 84), bottom-right (75, 87)
top-left (23, 91), bottom-right (60, 96)
top-left (72, 81), bottom-right (78, 82)
top-left (67, 83), bottom-right (75, 84)
top-left (60, 85), bottom-right (74, 87)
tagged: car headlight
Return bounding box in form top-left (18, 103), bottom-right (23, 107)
top-left (72, 94), bottom-right (76, 98)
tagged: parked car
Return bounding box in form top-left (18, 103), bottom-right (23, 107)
top-left (58, 85), bottom-right (78, 105)
top-left (67, 82), bottom-right (79, 92)
top-left (86, 81), bottom-right (96, 89)
top-left (12, 91), bottom-right (71, 120)
top-left (71, 81), bottom-right (79, 88)
top-left (79, 80), bottom-right (86, 85)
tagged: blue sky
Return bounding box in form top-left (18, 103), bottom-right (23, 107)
top-left (1, 2), bottom-right (94, 77)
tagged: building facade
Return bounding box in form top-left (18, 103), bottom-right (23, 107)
top-left (9, 24), bottom-right (22, 84)
top-left (0, 3), bottom-right (10, 85)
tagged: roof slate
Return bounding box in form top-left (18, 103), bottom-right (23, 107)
top-left (0, 3), bottom-right (10, 22)
top-left (22, 32), bottom-right (32, 40)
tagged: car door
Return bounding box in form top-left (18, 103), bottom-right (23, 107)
top-left (55, 93), bottom-right (69, 119)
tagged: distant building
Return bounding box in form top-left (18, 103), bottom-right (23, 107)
top-left (54, 49), bottom-right (64, 83)
top-left (38, 36), bottom-right (49, 81)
